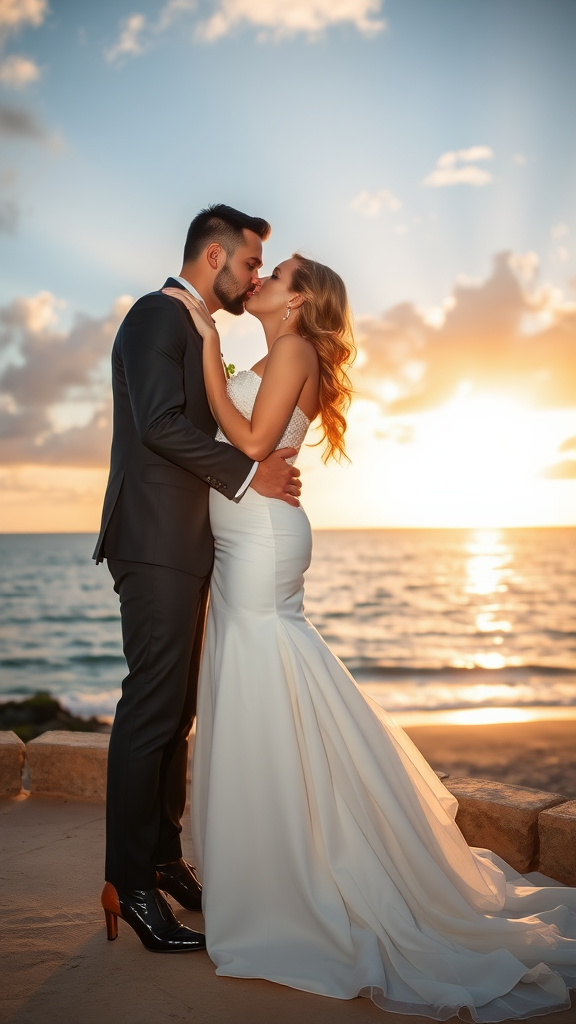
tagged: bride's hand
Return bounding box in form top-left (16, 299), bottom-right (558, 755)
top-left (162, 287), bottom-right (219, 342)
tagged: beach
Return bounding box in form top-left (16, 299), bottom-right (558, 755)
top-left (404, 718), bottom-right (576, 797)
top-left (2, 784), bottom-right (575, 1024)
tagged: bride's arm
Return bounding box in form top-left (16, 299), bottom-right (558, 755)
top-left (203, 330), bottom-right (311, 461)
top-left (162, 288), bottom-right (313, 461)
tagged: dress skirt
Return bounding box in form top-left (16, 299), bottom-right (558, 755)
top-left (191, 487), bottom-right (576, 1021)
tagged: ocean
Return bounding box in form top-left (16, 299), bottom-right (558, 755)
top-left (1, 528), bottom-right (575, 722)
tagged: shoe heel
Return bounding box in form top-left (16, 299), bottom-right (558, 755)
top-left (104, 908), bottom-right (118, 941)
top-left (101, 881), bottom-right (122, 941)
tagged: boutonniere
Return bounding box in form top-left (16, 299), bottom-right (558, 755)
top-left (225, 362), bottom-right (236, 378)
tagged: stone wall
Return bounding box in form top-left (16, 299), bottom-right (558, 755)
top-left (1, 729), bottom-right (575, 886)
top-left (0, 730), bottom-right (26, 798)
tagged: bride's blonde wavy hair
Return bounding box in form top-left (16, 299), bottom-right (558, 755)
top-left (290, 254), bottom-right (356, 463)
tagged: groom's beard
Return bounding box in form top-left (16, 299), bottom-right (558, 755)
top-left (213, 263), bottom-right (251, 316)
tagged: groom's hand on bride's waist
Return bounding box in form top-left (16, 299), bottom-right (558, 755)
top-left (251, 448), bottom-right (301, 507)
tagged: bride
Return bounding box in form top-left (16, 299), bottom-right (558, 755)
top-left (163, 256), bottom-right (575, 1022)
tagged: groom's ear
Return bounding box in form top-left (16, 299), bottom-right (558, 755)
top-left (206, 242), bottom-right (224, 271)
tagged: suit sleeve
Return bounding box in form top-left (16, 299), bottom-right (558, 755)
top-left (120, 294), bottom-right (254, 497)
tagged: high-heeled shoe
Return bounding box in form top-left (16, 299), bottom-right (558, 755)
top-left (101, 882), bottom-right (206, 952)
top-left (156, 858), bottom-right (202, 911)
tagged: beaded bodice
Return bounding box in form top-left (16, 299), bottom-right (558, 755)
top-left (215, 369), bottom-right (310, 464)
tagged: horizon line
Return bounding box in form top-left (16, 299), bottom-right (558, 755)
top-left (1, 524), bottom-right (575, 537)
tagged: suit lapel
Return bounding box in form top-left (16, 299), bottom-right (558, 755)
top-left (160, 280), bottom-right (216, 431)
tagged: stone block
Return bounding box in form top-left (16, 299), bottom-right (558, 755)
top-left (26, 731), bottom-right (109, 802)
top-left (538, 799), bottom-right (576, 886)
top-left (444, 777), bottom-right (566, 874)
top-left (0, 730), bottom-right (25, 797)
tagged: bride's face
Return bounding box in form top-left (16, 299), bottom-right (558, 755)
top-left (245, 257), bottom-right (300, 319)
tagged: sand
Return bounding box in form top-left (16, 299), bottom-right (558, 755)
top-left (2, 720), bottom-right (575, 1024)
top-left (404, 719), bottom-right (576, 797)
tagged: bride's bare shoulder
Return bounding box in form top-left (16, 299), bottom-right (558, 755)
top-left (270, 333), bottom-right (318, 369)
top-left (252, 335), bottom-right (318, 382)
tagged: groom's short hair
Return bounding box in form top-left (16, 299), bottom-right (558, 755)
top-left (183, 204), bottom-right (271, 263)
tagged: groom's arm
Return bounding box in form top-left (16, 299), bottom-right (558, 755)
top-left (119, 293), bottom-right (254, 497)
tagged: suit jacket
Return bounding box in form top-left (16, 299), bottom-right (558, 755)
top-left (93, 278), bottom-right (254, 576)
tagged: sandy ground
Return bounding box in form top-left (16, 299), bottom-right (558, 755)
top-left (405, 720), bottom-right (576, 797)
top-left (2, 720), bottom-right (575, 1024)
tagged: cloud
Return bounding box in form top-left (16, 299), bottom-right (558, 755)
top-left (105, 13), bottom-right (148, 62)
top-left (423, 146), bottom-right (494, 188)
top-left (550, 223), bottom-right (570, 264)
top-left (540, 460), bottom-right (576, 479)
top-left (0, 1), bottom-right (46, 88)
top-left (0, 0), bottom-right (48, 35)
top-left (355, 250), bottom-right (576, 414)
top-left (156, 0), bottom-right (198, 32)
top-left (0, 53), bottom-right (41, 86)
top-left (508, 250), bottom-right (539, 284)
top-left (0, 292), bottom-right (133, 466)
top-left (4, 252), bottom-right (574, 472)
top-left (350, 188), bottom-right (400, 218)
top-left (196, 0), bottom-right (386, 43)
top-left (0, 100), bottom-right (47, 139)
top-left (106, 1), bottom-right (197, 62)
top-left (551, 223), bottom-right (568, 241)
top-left (438, 146), bottom-right (493, 167)
top-left (107, 0), bottom-right (383, 57)
top-left (424, 165), bottom-right (492, 188)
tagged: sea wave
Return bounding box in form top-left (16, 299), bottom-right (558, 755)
top-left (351, 664), bottom-right (576, 679)
top-left (1, 665), bottom-right (575, 721)
top-left (1, 529), bottom-right (575, 720)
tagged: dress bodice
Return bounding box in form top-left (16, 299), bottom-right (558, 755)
top-left (215, 369), bottom-right (310, 463)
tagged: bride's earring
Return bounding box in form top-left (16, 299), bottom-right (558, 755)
top-left (282, 305), bottom-right (291, 321)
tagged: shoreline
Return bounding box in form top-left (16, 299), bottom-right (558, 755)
top-left (3, 692), bottom-right (576, 726)
top-left (391, 705), bottom-right (576, 727)
top-left (2, 696), bottom-right (576, 731)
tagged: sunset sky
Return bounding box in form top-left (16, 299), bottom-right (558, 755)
top-left (1, 0), bottom-right (575, 531)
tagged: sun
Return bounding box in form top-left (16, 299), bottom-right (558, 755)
top-left (298, 387), bottom-right (576, 529)
top-left (405, 389), bottom-right (576, 526)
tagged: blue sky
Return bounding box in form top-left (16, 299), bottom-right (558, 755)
top-left (1, 0), bottom-right (575, 530)
top-left (3, 0), bottom-right (575, 315)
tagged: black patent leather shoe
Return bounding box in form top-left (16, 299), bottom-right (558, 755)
top-left (155, 858), bottom-right (202, 911)
top-left (101, 882), bottom-right (205, 952)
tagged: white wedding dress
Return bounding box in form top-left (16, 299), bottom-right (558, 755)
top-left (191, 369), bottom-right (576, 1021)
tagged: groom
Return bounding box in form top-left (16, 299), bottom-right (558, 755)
top-left (94, 204), bottom-right (301, 952)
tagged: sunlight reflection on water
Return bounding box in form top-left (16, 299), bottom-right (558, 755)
top-left (464, 529), bottom-right (511, 596)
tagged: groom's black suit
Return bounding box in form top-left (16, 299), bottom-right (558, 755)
top-left (94, 278), bottom-right (253, 889)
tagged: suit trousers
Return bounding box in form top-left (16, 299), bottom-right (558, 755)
top-left (105, 559), bottom-right (210, 889)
